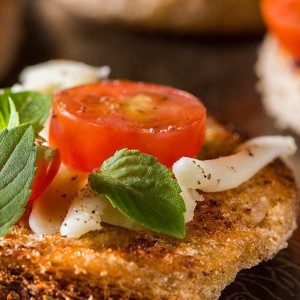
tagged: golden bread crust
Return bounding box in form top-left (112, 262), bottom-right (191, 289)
top-left (0, 117), bottom-right (297, 299)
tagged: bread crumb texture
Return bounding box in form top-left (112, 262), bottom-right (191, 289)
top-left (0, 118), bottom-right (297, 300)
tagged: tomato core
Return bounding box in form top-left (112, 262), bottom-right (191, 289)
top-left (49, 80), bottom-right (206, 171)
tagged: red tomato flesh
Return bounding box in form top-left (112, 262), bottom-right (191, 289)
top-left (262, 0), bottom-right (300, 58)
top-left (29, 145), bottom-right (61, 201)
top-left (49, 80), bottom-right (206, 172)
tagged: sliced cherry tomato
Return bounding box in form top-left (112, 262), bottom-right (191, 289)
top-left (49, 80), bottom-right (206, 172)
top-left (29, 145), bottom-right (61, 201)
top-left (262, 0), bottom-right (300, 57)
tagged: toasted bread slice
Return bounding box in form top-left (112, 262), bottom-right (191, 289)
top-left (0, 117), bottom-right (297, 300)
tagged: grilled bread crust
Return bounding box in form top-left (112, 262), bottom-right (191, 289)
top-left (0, 118), bottom-right (297, 300)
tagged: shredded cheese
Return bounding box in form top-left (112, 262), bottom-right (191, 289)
top-left (173, 136), bottom-right (296, 193)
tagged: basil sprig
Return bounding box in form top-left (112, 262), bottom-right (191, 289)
top-left (0, 88), bottom-right (51, 237)
top-left (89, 149), bottom-right (186, 239)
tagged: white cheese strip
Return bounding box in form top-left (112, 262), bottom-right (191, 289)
top-left (180, 187), bottom-right (203, 223)
top-left (29, 164), bottom-right (88, 235)
top-left (19, 59), bottom-right (110, 94)
top-left (173, 136), bottom-right (296, 193)
top-left (60, 186), bottom-right (142, 238)
top-left (60, 188), bottom-right (105, 238)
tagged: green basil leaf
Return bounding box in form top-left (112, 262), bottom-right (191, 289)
top-left (89, 149), bottom-right (186, 239)
top-left (0, 123), bottom-right (37, 236)
top-left (0, 94), bottom-right (11, 130)
top-left (0, 96), bottom-right (19, 130)
top-left (7, 97), bottom-right (19, 129)
top-left (1, 89), bottom-right (51, 133)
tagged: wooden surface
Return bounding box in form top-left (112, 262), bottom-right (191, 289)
top-left (2, 2), bottom-right (300, 298)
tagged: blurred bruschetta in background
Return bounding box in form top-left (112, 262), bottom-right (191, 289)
top-left (36, 0), bottom-right (263, 35)
top-left (256, 0), bottom-right (300, 134)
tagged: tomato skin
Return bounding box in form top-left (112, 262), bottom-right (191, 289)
top-left (49, 80), bottom-right (206, 172)
top-left (262, 0), bottom-right (300, 58)
top-left (29, 145), bottom-right (61, 201)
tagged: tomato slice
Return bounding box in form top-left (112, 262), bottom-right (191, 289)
top-left (262, 0), bottom-right (300, 57)
top-left (49, 80), bottom-right (206, 172)
top-left (29, 145), bottom-right (61, 201)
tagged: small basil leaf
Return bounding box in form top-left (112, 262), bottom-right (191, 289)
top-left (7, 97), bottom-right (19, 129)
top-left (2, 89), bottom-right (51, 133)
top-left (0, 94), bottom-right (10, 130)
top-left (89, 149), bottom-right (186, 239)
top-left (0, 123), bottom-right (37, 236)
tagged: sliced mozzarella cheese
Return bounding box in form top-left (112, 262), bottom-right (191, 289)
top-left (19, 60), bottom-right (110, 94)
top-left (173, 136), bottom-right (296, 193)
top-left (60, 187), bottom-right (105, 238)
top-left (180, 187), bottom-right (203, 223)
top-left (29, 164), bottom-right (88, 235)
top-left (60, 186), bottom-right (142, 238)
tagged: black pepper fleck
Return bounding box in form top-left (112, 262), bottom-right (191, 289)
top-left (247, 149), bottom-right (254, 157)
